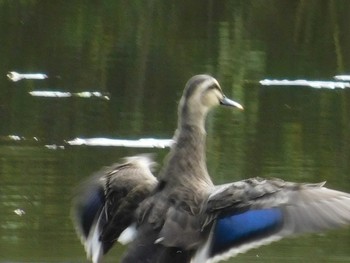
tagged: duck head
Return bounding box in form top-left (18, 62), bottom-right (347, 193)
top-left (178, 74), bottom-right (243, 129)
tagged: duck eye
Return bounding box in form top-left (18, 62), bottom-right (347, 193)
top-left (207, 84), bottom-right (219, 91)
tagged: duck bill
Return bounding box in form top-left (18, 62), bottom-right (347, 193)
top-left (220, 96), bottom-right (244, 110)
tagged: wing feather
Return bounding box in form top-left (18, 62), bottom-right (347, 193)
top-left (198, 178), bottom-right (350, 263)
top-left (71, 155), bottom-right (158, 263)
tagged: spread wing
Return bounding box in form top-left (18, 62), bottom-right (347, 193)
top-left (194, 177), bottom-right (350, 263)
top-left (71, 155), bottom-right (158, 263)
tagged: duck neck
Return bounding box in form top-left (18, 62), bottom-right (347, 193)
top-left (162, 113), bottom-right (213, 187)
top-left (177, 103), bottom-right (207, 134)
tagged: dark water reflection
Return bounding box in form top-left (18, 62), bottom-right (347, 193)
top-left (1, 1), bottom-right (350, 262)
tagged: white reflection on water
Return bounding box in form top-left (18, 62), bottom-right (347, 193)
top-left (334, 75), bottom-right (350, 81)
top-left (3, 135), bottom-right (173, 149)
top-left (30, 91), bottom-right (71, 97)
top-left (260, 79), bottom-right (350, 89)
top-left (4, 135), bottom-right (38, 142)
top-left (67, 137), bottom-right (174, 148)
top-left (45, 144), bottom-right (65, 150)
top-left (29, 91), bottom-right (110, 100)
top-left (8, 135), bottom-right (22, 141)
top-left (13, 209), bottom-right (26, 216)
top-left (7, 71), bottom-right (48, 82)
top-left (0, 135), bottom-right (174, 150)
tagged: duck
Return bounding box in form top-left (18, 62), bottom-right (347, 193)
top-left (72, 74), bottom-right (350, 263)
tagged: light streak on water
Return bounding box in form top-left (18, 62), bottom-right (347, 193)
top-left (29, 91), bottom-right (110, 100)
top-left (260, 79), bottom-right (350, 89)
top-left (7, 71), bottom-right (48, 82)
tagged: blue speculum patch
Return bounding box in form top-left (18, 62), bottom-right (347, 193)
top-left (212, 208), bottom-right (283, 255)
top-left (81, 188), bottom-right (105, 237)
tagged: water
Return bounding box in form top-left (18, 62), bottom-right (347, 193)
top-left (1, 1), bottom-right (350, 262)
